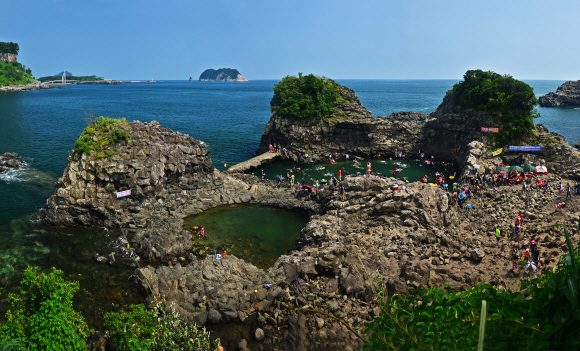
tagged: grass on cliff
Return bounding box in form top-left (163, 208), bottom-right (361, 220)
top-left (0, 61), bottom-right (35, 87)
top-left (74, 116), bottom-right (130, 159)
top-left (452, 69), bottom-right (539, 145)
top-left (271, 73), bottom-right (351, 120)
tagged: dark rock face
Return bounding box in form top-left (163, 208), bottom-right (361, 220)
top-left (258, 84), bottom-right (431, 164)
top-left (539, 80), bottom-right (580, 107)
top-left (0, 152), bottom-right (26, 173)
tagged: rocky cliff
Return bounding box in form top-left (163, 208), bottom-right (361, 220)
top-left (0, 53), bottom-right (17, 63)
top-left (539, 80), bottom-right (580, 107)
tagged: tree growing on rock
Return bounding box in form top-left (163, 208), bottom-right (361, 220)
top-left (452, 69), bottom-right (539, 145)
top-left (271, 73), bottom-right (349, 120)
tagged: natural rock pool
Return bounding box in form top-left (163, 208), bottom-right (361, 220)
top-left (254, 158), bottom-right (456, 184)
top-left (183, 204), bottom-right (310, 269)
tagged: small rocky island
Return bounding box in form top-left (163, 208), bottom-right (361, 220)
top-left (199, 68), bottom-right (248, 82)
top-left (539, 80), bottom-right (580, 107)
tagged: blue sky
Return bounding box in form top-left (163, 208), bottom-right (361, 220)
top-left (1, 0), bottom-right (579, 80)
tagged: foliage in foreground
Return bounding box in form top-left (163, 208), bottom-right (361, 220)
top-left (452, 69), bottom-right (539, 145)
top-left (0, 267), bottom-right (92, 351)
top-left (0, 61), bottom-right (34, 87)
top-left (74, 116), bottom-right (130, 159)
top-left (363, 221), bottom-right (580, 350)
top-left (271, 73), bottom-right (348, 120)
top-left (103, 300), bottom-right (219, 351)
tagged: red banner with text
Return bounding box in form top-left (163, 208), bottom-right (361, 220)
top-left (481, 127), bottom-right (499, 133)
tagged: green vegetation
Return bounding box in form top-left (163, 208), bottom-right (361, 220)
top-left (0, 267), bottom-right (92, 351)
top-left (363, 221), bottom-right (580, 350)
top-left (37, 75), bottom-right (104, 83)
top-left (0, 42), bottom-right (19, 55)
top-left (452, 70), bottom-right (539, 145)
top-left (270, 73), bottom-right (348, 120)
top-left (103, 301), bottom-right (219, 351)
top-left (0, 61), bottom-right (34, 87)
top-left (199, 68), bottom-right (240, 80)
top-left (74, 116), bottom-right (129, 159)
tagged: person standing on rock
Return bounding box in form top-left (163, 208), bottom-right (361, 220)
top-left (200, 227), bottom-right (205, 238)
top-left (566, 183), bottom-right (572, 199)
top-left (496, 225), bottom-right (501, 247)
top-left (338, 168), bottom-right (342, 181)
top-left (511, 245), bottom-right (520, 270)
top-left (339, 183), bottom-right (345, 202)
top-left (290, 174), bottom-right (295, 189)
top-left (366, 162), bottom-right (371, 178)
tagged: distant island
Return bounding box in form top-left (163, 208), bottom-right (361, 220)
top-left (199, 68), bottom-right (248, 82)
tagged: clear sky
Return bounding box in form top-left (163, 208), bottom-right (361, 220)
top-left (1, 0), bottom-right (579, 80)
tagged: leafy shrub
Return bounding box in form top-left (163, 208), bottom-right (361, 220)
top-left (452, 70), bottom-right (539, 145)
top-left (108, 129), bottom-right (129, 144)
top-left (103, 300), bottom-right (219, 351)
top-left (271, 73), bottom-right (346, 120)
top-left (73, 116), bottom-right (129, 158)
top-left (0, 267), bottom-right (92, 351)
top-left (363, 220), bottom-right (580, 350)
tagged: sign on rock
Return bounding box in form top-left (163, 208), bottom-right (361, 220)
top-left (508, 146), bottom-right (542, 152)
top-left (116, 189), bottom-right (131, 198)
top-left (481, 127), bottom-right (499, 133)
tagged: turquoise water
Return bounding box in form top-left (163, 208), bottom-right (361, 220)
top-left (183, 204), bottom-right (309, 269)
top-left (256, 158), bottom-right (454, 185)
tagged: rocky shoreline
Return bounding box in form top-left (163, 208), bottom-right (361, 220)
top-left (539, 80), bottom-right (580, 107)
top-left (40, 85), bottom-right (580, 350)
top-left (0, 81), bottom-right (52, 92)
top-left (0, 152), bottom-right (26, 173)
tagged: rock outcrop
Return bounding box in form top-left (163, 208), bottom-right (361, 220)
top-left (539, 80), bottom-right (580, 107)
top-left (0, 53), bottom-right (17, 63)
top-left (0, 152), bottom-right (26, 173)
top-left (0, 81), bottom-right (51, 92)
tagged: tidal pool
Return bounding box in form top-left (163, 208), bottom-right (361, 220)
top-left (254, 158), bottom-right (457, 185)
top-left (183, 204), bottom-right (309, 269)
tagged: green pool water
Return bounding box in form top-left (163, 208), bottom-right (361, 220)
top-left (183, 204), bottom-right (309, 269)
top-left (253, 158), bottom-right (457, 185)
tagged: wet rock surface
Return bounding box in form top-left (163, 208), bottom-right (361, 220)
top-left (0, 152), bottom-right (26, 173)
top-left (539, 80), bottom-right (580, 107)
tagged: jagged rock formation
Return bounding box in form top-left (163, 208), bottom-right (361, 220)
top-left (40, 85), bottom-right (580, 350)
top-left (0, 152), bottom-right (26, 173)
top-left (539, 80), bottom-right (580, 107)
